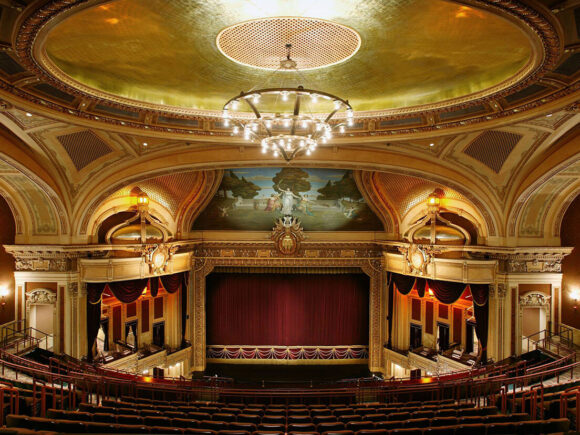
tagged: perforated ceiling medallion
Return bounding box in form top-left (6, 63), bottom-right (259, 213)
top-left (216, 17), bottom-right (361, 71)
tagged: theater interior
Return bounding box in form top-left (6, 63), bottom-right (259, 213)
top-left (0, 0), bottom-right (579, 433)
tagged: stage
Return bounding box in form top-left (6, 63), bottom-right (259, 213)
top-left (204, 363), bottom-right (371, 386)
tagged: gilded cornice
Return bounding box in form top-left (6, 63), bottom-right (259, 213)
top-left (2, 0), bottom-right (572, 139)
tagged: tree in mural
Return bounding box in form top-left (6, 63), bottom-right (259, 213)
top-left (272, 167), bottom-right (311, 194)
top-left (317, 171), bottom-right (362, 201)
top-left (220, 171), bottom-right (260, 199)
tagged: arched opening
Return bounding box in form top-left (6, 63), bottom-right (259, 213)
top-left (561, 194), bottom-right (580, 330)
top-left (0, 195), bottom-right (16, 325)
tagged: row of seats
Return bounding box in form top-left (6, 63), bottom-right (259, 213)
top-left (119, 397), bottom-right (457, 409)
top-left (78, 404), bottom-right (491, 424)
top-left (44, 408), bottom-right (532, 432)
top-left (5, 414), bottom-right (571, 435)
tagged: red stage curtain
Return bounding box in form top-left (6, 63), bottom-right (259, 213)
top-left (108, 278), bottom-right (149, 303)
top-left (426, 279), bottom-right (466, 304)
top-left (206, 273), bottom-right (369, 346)
top-left (470, 284), bottom-right (489, 363)
top-left (86, 282), bottom-right (106, 362)
top-left (392, 273), bottom-right (416, 295)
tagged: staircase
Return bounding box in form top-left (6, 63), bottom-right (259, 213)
top-left (0, 320), bottom-right (52, 355)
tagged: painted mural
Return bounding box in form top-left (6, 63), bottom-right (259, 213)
top-left (193, 168), bottom-right (383, 231)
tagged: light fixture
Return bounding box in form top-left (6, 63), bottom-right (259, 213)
top-left (0, 285), bottom-right (8, 306)
top-left (222, 44), bottom-right (353, 162)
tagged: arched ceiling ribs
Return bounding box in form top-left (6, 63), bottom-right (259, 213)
top-left (75, 168), bottom-right (221, 239)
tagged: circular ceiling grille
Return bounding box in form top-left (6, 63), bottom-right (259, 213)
top-left (216, 17), bottom-right (361, 71)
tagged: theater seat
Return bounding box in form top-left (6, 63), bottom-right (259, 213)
top-left (199, 420), bottom-right (228, 431)
top-left (455, 423), bottom-right (486, 435)
top-left (6, 415), bottom-right (32, 429)
top-left (237, 414), bottom-right (261, 424)
top-left (423, 426), bottom-right (458, 435)
top-left (389, 428), bottom-right (422, 435)
top-left (149, 426), bottom-right (183, 434)
top-left (262, 416), bottom-right (285, 424)
top-left (288, 415), bottom-right (311, 424)
top-left (338, 414), bottom-right (362, 423)
top-left (114, 424), bottom-right (149, 434)
top-left (214, 413), bottom-right (236, 422)
top-left (430, 416), bottom-right (457, 427)
top-left (346, 421), bottom-right (374, 431)
top-left (257, 423), bottom-right (286, 432)
top-left (228, 422), bottom-right (256, 432)
top-left (252, 432), bottom-right (284, 435)
top-left (216, 430), bottom-right (250, 435)
top-left (182, 429), bottom-right (217, 435)
top-left (144, 416), bottom-right (172, 427)
top-left (403, 418), bottom-right (429, 428)
top-left (353, 430), bottom-right (388, 435)
top-left (486, 421), bottom-right (517, 434)
top-left (313, 415), bottom-right (338, 424)
top-left (287, 423), bottom-right (317, 432)
top-left (374, 421), bottom-right (402, 431)
top-left (85, 422), bottom-right (117, 434)
top-left (386, 412), bottom-right (411, 421)
top-left (317, 422), bottom-right (346, 432)
top-left (92, 412), bottom-right (116, 423)
top-left (116, 414), bottom-right (143, 425)
top-left (542, 418), bottom-right (570, 433)
top-left (53, 420), bottom-right (87, 432)
top-left (363, 414), bottom-right (387, 422)
top-left (173, 418), bottom-right (199, 428)
top-left (318, 431), bottom-right (355, 435)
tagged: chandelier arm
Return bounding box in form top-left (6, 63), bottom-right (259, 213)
top-left (290, 95), bottom-right (301, 136)
top-left (324, 108), bottom-right (339, 123)
top-left (245, 99), bottom-right (262, 118)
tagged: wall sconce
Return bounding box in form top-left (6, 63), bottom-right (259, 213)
top-left (0, 285), bottom-right (9, 306)
top-left (570, 287), bottom-right (579, 310)
top-left (426, 189), bottom-right (444, 213)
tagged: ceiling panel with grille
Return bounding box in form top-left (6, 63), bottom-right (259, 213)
top-left (463, 130), bottom-right (522, 173)
top-left (56, 130), bottom-right (112, 171)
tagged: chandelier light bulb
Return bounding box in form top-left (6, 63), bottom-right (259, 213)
top-left (334, 100), bottom-right (341, 110)
top-left (231, 100), bottom-right (239, 110)
top-left (301, 120), bottom-right (308, 128)
top-left (224, 119), bottom-right (230, 127)
top-left (339, 125), bottom-right (345, 133)
top-left (252, 124), bottom-right (258, 131)
top-left (265, 120), bottom-right (272, 129)
top-left (281, 91), bottom-right (289, 101)
top-left (222, 108), bottom-right (229, 119)
top-left (252, 94), bottom-right (260, 104)
top-left (306, 149), bottom-right (311, 155)
top-left (347, 118), bottom-right (354, 127)
top-left (233, 126), bottom-right (239, 134)
top-left (347, 108), bottom-right (353, 118)
top-left (283, 118), bottom-right (290, 127)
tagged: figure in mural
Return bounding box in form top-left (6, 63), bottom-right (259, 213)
top-left (297, 194), bottom-right (314, 216)
top-left (264, 193), bottom-right (280, 212)
top-left (280, 187), bottom-right (301, 216)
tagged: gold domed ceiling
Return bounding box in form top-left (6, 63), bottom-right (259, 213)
top-left (38, 0), bottom-right (537, 115)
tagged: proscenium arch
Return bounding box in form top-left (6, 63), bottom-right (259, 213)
top-left (70, 144), bottom-right (504, 238)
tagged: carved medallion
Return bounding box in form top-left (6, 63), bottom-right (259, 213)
top-left (271, 216), bottom-right (305, 256)
top-left (143, 243), bottom-right (178, 274)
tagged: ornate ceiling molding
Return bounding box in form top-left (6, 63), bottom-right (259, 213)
top-left (3, 0), bottom-right (571, 138)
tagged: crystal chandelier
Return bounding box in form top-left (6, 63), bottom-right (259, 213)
top-left (222, 44), bottom-right (354, 162)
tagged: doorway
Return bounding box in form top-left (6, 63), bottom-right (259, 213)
top-left (29, 304), bottom-right (54, 350)
top-left (153, 322), bottom-right (165, 348)
top-left (466, 321), bottom-right (477, 355)
top-left (437, 322), bottom-right (450, 351)
top-left (410, 323), bottom-right (422, 350)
